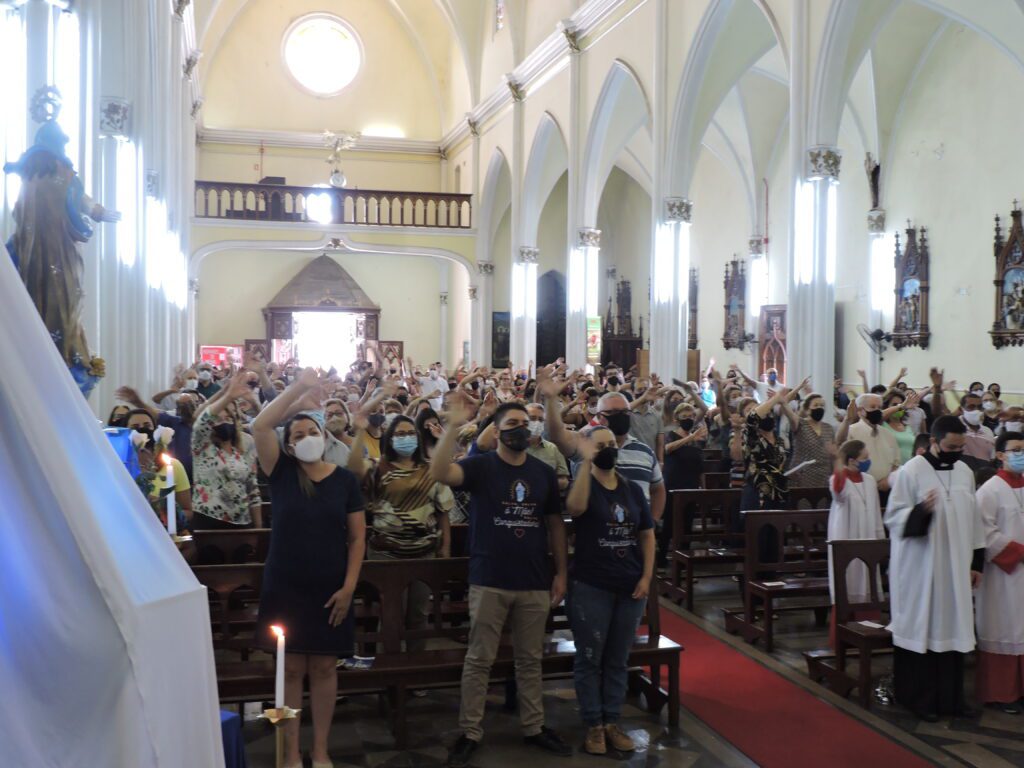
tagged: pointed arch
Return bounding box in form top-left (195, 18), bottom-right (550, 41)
top-left (521, 112), bottom-right (568, 247)
top-left (580, 60), bottom-right (652, 227)
top-left (476, 149), bottom-right (512, 260)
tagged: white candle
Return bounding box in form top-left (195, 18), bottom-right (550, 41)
top-left (162, 454), bottom-right (177, 536)
top-left (271, 625), bottom-right (285, 708)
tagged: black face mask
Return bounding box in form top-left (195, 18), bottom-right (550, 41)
top-left (810, 407), bottom-right (826, 422)
top-left (134, 426), bottom-right (154, 444)
top-left (603, 411), bottom-right (631, 436)
top-left (678, 418), bottom-right (695, 432)
top-left (499, 425), bottom-right (530, 452)
top-left (593, 446), bottom-right (619, 470)
top-left (396, 394), bottom-right (409, 406)
top-left (758, 415), bottom-right (776, 432)
top-left (213, 423), bottom-right (237, 442)
top-left (865, 410), bottom-right (884, 426)
top-left (110, 416), bottom-right (128, 428)
top-left (937, 449), bottom-right (963, 465)
top-left (368, 413), bottom-right (386, 428)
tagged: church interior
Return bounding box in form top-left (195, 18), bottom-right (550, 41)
top-left (2, 0), bottom-right (1024, 766)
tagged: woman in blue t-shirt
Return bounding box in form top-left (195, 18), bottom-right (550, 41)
top-left (565, 426), bottom-right (655, 756)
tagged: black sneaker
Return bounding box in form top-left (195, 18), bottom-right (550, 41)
top-left (446, 735), bottom-right (479, 768)
top-left (524, 726), bottom-right (572, 756)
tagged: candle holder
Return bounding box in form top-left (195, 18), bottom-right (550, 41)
top-left (170, 533), bottom-right (193, 545)
top-left (261, 706), bottom-right (301, 768)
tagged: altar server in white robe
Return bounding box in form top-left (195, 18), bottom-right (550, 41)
top-left (827, 440), bottom-right (886, 648)
top-left (884, 416), bottom-right (985, 722)
top-left (975, 431), bottom-right (1024, 714)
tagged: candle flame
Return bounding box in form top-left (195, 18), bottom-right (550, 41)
top-left (271, 625), bottom-right (284, 638)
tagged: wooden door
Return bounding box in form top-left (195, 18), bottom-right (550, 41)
top-left (536, 270), bottom-right (566, 365)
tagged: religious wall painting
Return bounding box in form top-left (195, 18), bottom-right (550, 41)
top-left (688, 267), bottom-right (698, 350)
top-left (991, 203), bottom-right (1024, 348)
top-left (492, 311), bottom-right (511, 368)
top-left (891, 222), bottom-right (930, 350)
top-left (721, 258), bottom-right (748, 351)
top-left (244, 338), bottom-right (269, 363)
top-left (757, 306), bottom-right (787, 383)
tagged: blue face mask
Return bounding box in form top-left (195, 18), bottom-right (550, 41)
top-left (1006, 451), bottom-right (1024, 473)
top-left (856, 459), bottom-right (872, 473)
top-left (392, 435), bottom-right (419, 457)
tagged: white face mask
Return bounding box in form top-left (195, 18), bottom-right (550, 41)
top-left (1004, 421), bottom-right (1022, 433)
top-left (962, 410), bottom-right (982, 426)
top-left (383, 413), bottom-right (398, 428)
top-left (184, 378), bottom-right (198, 390)
top-left (970, 389), bottom-right (984, 397)
top-left (527, 420), bottom-right (544, 438)
top-left (982, 401), bottom-right (997, 412)
top-left (292, 434), bottom-right (324, 463)
top-left (346, 394), bottom-right (360, 403)
top-left (197, 370), bottom-right (213, 382)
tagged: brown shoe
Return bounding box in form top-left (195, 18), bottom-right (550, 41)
top-left (583, 725), bottom-right (607, 755)
top-left (604, 724), bottom-right (635, 751)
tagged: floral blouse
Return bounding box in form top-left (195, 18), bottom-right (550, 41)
top-left (191, 410), bottom-right (260, 524)
top-left (743, 411), bottom-right (788, 505)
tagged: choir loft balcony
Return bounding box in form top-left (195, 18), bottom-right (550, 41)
top-left (194, 180), bottom-right (472, 229)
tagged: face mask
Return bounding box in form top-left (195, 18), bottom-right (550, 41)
top-left (213, 422), bottom-right (236, 442)
top-left (992, 390), bottom-right (1001, 399)
top-left (758, 415), bottom-right (776, 432)
top-left (346, 394), bottom-right (360, 403)
top-left (527, 421), bottom-right (544, 438)
top-left (396, 394), bottom-right (409, 406)
top-left (587, 405), bottom-right (598, 415)
top-left (602, 411), bottom-right (631, 436)
top-left (678, 418), bottom-right (695, 432)
top-left (593, 446), bottom-right (619, 470)
top-left (391, 435), bottom-right (418, 457)
top-left (856, 459), bottom-right (872, 473)
top-left (937, 449), bottom-right (962, 465)
top-left (768, 374), bottom-right (778, 385)
top-left (891, 409), bottom-right (905, 421)
top-left (810, 407), bottom-right (825, 422)
top-left (429, 371), bottom-right (438, 380)
top-left (198, 370), bottom-right (212, 382)
top-left (110, 415), bottom-right (128, 428)
top-left (970, 389), bottom-right (984, 397)
top-left (383, 413), bottom-right (398, 428)
top-left (368, 413), bottom-right (386, 428)
top-left (184, 378), bottom-right (198, 390)
top-left (326, 417), bottom-right (348, 434)
top-left (1005, 451), bottom-right (1024, 473)
top-left (292, 434), bottom-right (324, 463)
top-left (1004, 421), bottom-right (1022, 433)
top-left (499, 425), bottom-right (530, 452)
top-left (962, 410), bottom-right (982, 426)
top-left (982, 401), bottom-right (997, 412)
top-left (865, 410), bottom-right (883, 426)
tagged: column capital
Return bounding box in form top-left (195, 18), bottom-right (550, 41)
top-left (558, 20), bottom-right (581, 53)
top-left (183, 50), bottom-right (202, 80)
top-left (807, 146), bottom-right (842, 181)
top-left (173, 0), bottom-right (191, 20)
top-left (504, 75), bottom-right (525, 102)
top-left (439, 292), bottom-right (449, 306)
top-left (867, 208), bottom-right (886, 233)
top-left (477, 260), bottom-right (494, 276)
top-left (749, 235), bottom-right (764, 255)
top-left (518, 246), bottom-right (539, 264)
top-left (468, 286), bottom-right (478, 301)
top-left (189, 278), bottom-right (200, 297)
top-left (465, 114), bottom-right (479, 138)
top-left (190, 98), bottom-right (204, 121)
top-left (664, 197), bottom-right (693, 223)
top-left (577, 227), bottom-right (601, 248)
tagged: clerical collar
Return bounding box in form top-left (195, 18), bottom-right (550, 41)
top-left (997, 469), bottom-right (1024, 489)
top-left (847, 469), bottom-right (863, 482)
top-left (924, 450), bottom-right (956, 472)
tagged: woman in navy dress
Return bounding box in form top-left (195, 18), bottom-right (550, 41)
top-left (252, 368), bottom-right (366, 768)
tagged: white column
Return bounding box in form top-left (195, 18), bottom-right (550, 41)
top-left (468, 284), bottom-right (480, 365)
top-left (568, 227), bottom-right (600, 368)
top-left (866, 209), bottom-right (888, 386)
top-left (563, 20), bottom-right (587, 369)
top-left (651, 197), bottom-right (691, 378)
top-left (747, 234), bottom-right (767, 376)
top-left (476, 260), bottom-right (494, 366)
top-left (508, 78), bottom-right (526, 370)
top-left (511, 246), bottom-right (539, 370)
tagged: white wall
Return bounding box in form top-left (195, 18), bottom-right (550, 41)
top-left (196, 251), bottom-right (443, 364)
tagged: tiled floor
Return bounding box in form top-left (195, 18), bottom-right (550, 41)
top-left (685, 572), bottom-right (1024, 767)
top-left (241, 682), bottom-right (755, 768)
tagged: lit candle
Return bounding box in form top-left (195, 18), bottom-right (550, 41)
top-left (162, 454), bottom-right (177, 536)
top-left (271, 625), bottom-right (285, 708)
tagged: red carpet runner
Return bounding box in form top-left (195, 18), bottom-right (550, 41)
top-left (659, 609), bottom-right (934, 768)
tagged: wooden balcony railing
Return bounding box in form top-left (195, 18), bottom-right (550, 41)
top-left (194, 181), bottom-right (472, 229)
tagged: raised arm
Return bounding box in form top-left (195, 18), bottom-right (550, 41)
top-left (538, 368), bottom-right (580, 458)
top-left (429, 399), bottom-right (468, 487)
top-left (114, 386), bottom-right (159, 423)
top-left (754, 387), bottom-right (790, 418)
top-left (565, 439), bottom-right (596, 517)
top-left (346, 412), bottom-right (373, 481)
top-left (250, 367), bottom-right (320, 475)
top-left (835, 399), bottom-right (857, 444)
top-left (888, 366), bottom-right (908, 392)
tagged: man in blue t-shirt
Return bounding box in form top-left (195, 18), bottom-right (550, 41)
top-left (431, 401), bottom-right (570, 766)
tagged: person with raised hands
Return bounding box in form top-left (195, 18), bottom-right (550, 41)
top-left (740, 385), bottom-right (792, 513)
top-left (564, 428), bottom-right (654, 755)
top-left (431, 395), bottom-right (571, 766)
top-left (189, 370), bottom-right (262, 530)
top-left (778, 379), bottom-right (835, 488)
top-left (252, 368), bottom-right (367, 768)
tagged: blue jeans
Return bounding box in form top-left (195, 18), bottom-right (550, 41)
top-left (568, 580), bottom-right (646, 726)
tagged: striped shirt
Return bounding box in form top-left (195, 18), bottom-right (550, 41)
top-left (572, 435), bottom-right (663, 501)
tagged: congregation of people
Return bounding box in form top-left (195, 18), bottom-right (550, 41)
top-left (107, 354), bottom-right (1024, 766)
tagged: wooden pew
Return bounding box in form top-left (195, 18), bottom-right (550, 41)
top-left (722, 508), bottom-right (831, 651)
top-left (804, 539), bottom-right (892, 708)
top-left (192, 528), bottom-right (271, 565)
top-left (701, 472), bottom-right (732, 490)
top-left (198, 558), bottom-right (683, 747)
top-left (192, 562), bottom-right (263, 656)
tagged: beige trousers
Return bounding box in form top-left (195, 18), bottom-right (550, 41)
top-left (458, 585), bottom-right (550, 741)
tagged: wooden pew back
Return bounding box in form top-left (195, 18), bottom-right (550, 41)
top-left (742, 509), bottom-right (830, 577)
top-left (829, 539), bottom-right (890, 620)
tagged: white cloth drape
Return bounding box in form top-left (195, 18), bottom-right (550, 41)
top-left (975, 476), bottom-right (1024, 655)
top-left (0, 246), bottom-right (224, 768)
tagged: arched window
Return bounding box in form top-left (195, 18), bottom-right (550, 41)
top-left (282, 14), bottom-right (362, 97)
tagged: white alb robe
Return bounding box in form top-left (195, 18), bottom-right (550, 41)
top-left (827, 472), bottom-right (885, 603)
top-left (975, 475), bottom-right (1024, 655)
top-left (884, 456), bottom-right (985, 653)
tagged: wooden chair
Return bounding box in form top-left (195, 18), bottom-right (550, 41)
top-left (806, 539), bottom-right (892, 708)
top-left (723, 509), bottom-right (830, 651)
